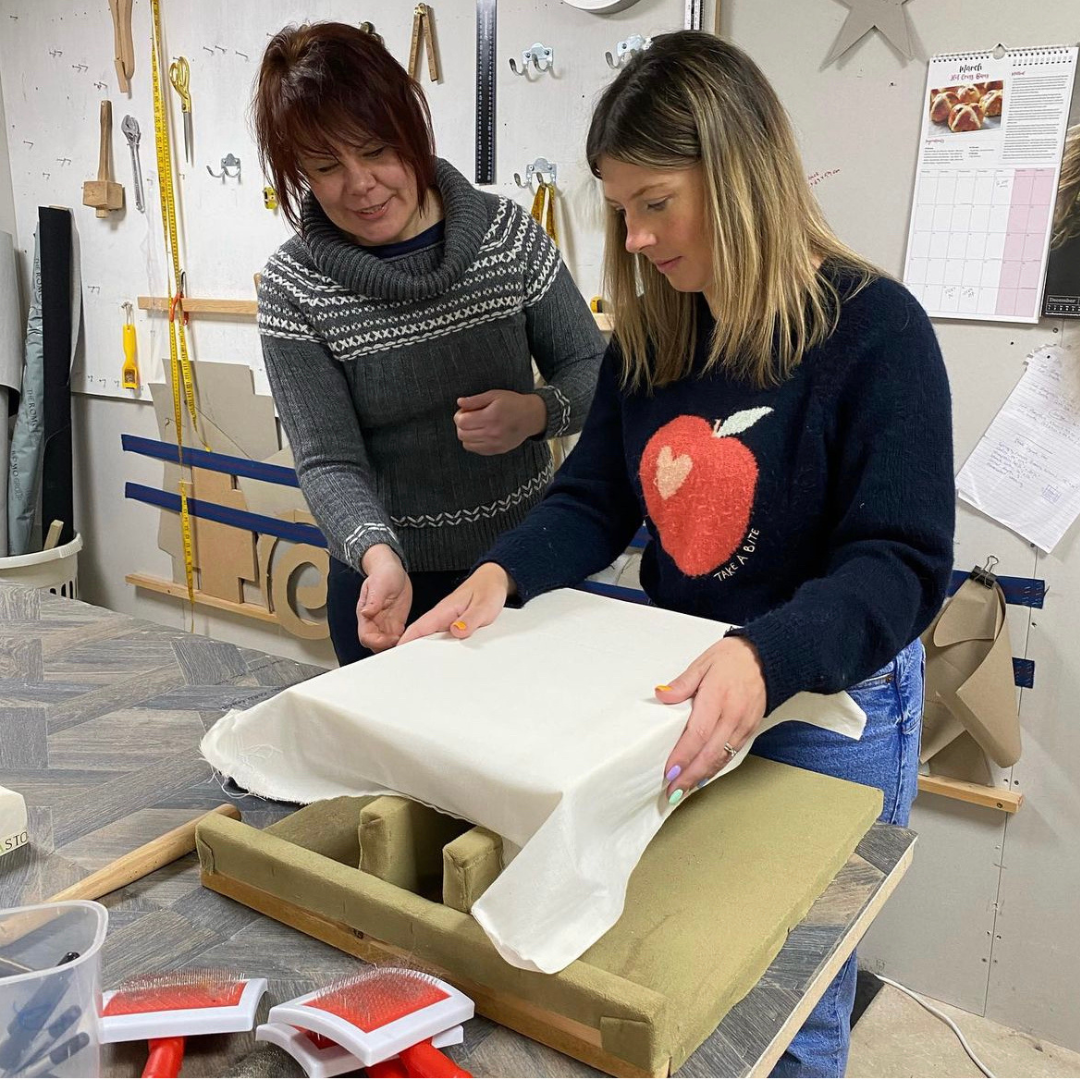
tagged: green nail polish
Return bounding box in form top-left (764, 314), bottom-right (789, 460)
top-left (668, 789), bottom-right (683, 806)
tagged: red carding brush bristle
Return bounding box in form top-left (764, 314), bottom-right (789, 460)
top-left (269, 964), bottom-right (473, 1075)
top-left (102, 969), bottom-right (246, 1015)
top-left (308, 968), bottom-right (449, 1032)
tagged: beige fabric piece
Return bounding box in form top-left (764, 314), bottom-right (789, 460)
top-left (359, 796), bottom-right (468, 899)
top-left (442, 826), bottom-right (504, 913)
top-left (201, 589), bottom-right (866, 973)
top-left (921, 576), bottom-right (1021, 768)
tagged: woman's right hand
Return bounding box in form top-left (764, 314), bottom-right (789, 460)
top-left (398, 563), bottom-right (512, 646)
top-left (357, 545), bottom-right (413, 652)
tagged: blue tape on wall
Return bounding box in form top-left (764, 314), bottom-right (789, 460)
top-left (576, 580), bottom-right (650, 606)
top-left (948, 569), bottom-right (1045, 608)
top-left (125, 483), bottom-right (326, 547)
top-left (1013, 658), bottom-right (1036, 689)
top-left (580, 577), bottom-right (1036, 688)
top-left (122, 435), bottom-right (300, 488)
top-left (631, 526), bottom-right (1046, 609)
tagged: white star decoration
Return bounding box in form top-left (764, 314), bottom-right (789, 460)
top-left (824, 0), bottom-right (915, 66)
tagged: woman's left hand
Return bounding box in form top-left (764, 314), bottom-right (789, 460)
top-left (454, 390), bottom-right (547, 455)
top-left (655, 636), bottom-right (768, 801)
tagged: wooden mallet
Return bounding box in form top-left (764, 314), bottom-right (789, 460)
top-left (83, 100), bottom-right (124, 218)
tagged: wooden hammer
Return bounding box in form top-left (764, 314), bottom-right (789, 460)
top-left (83, 100), bottom-right (124, 218)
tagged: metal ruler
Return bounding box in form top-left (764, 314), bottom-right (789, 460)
top-left (684, 0), bottom-right (702, 30)
top-left (475, 0), bottom-right (497, 185)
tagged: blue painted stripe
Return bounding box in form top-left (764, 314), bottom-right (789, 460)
top-left (122, 435), bottom-right (300, 488)
top-left (125, 483), bottom-right (326, 547)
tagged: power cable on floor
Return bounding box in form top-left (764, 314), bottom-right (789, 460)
top-left (875, 975), bottom-right (996, 1078)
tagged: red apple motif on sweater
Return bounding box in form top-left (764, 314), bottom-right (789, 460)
top-left (640, 408), bottom-right (772, 576)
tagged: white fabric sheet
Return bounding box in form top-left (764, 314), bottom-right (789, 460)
top-left (201, 590), bottom-right (865, 973)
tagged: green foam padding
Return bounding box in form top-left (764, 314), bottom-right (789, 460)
top-left (359, 795), bottom-right (470, 898)
top-left (442, 826), bottom-right (504, 912)
top-left (197, 755), bottom-right (882, 1075)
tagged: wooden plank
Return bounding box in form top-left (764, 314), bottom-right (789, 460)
top-left (917, 774), bottom-right (1023, 813)
top-left (137, 296), bottom-right (258, 316)
top-left (126, 572), bottom-right (278, 625)
top-left (138, 294), bottom-right (614, 331)
top-left (201, 869), bottom-right (668, 1079)
top-left (747, 841), bottom-right (915, 1077)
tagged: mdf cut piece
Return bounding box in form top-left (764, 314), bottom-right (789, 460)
top-left (190, 468), bottom-right (257, 603)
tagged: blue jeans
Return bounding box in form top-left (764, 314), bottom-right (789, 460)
top-left (750, 637), bottom-right (924, 1078)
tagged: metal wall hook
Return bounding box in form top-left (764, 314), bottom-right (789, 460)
top-left (207, 153), bottom-right (241, 181)
top-left (510, 42), bottom-right (554, 75)
top-left (605, 33), bottom-right (649, 68)
top-left (513, 157), bottom-right (557, 189)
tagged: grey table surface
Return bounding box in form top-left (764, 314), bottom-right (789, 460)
top-left (0, 585), bottom-right (915, 1078)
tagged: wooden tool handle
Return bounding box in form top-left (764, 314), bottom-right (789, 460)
top-left (47, 803), bottom-right (240, 903)
top-left (98, 100), bottom-right (113, 182)
top-left (119, 0), bottom-right (135, 83)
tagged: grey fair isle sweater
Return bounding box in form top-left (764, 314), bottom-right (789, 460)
top-left (257, 158), bottom-right (605, 574)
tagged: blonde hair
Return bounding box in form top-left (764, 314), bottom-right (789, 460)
top-left (1051, 125), bottom-right (1080, 250)
top-left (586, 32), bottom-right (879, 391)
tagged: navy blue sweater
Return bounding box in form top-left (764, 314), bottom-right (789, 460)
top-left (483, 272), bottom-right (956, 713)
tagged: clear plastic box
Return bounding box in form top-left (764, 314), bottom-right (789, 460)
top-left (0, 900), bottom-right (108, 1078)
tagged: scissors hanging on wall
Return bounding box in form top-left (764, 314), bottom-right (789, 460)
top-left (168, 56), bottom-right (193, 165)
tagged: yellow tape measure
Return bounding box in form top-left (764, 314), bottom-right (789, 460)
top-left (151, 0), bottom-right (205, 608)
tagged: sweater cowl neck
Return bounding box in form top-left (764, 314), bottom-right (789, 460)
top-left (300, 157), bottom-right (490, 302)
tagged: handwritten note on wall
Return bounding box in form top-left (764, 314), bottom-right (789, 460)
top-left (957, 345), bottom-right (1080, 551)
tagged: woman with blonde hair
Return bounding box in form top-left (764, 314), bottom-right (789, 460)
top-left (402, 32), bottom-right (955, 1076)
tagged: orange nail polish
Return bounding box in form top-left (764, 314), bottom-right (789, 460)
top-left (655, 684), bottom-right (673, 693)
top-left (453, 621), bottom-right (467, 631)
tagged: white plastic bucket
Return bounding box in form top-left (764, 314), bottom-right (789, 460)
top-left (0, 534), bottom-right (82, 599)
top-left (0, 900), bottom-right (108, 1077)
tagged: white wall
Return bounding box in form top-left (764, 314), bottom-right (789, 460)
top-left (2, 0), bottom-right (1079, 1051)
top-left (0, 59), bottom-right (14, 242)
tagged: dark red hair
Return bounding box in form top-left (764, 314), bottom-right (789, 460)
top-left (253, 22), bottom-right (436, 232)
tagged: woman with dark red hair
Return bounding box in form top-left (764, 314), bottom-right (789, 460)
top-left (253, 22), bottom-right (604, 665)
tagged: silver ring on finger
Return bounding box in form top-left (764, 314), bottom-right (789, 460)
top-left (723, 741), bottom-right (738, 758)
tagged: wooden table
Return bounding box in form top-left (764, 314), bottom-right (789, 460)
top-left (0, 585), bottom-right (915, 1077)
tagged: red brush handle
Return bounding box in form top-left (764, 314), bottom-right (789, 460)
top-left (399, 1040), bottom-right (472, 1078)
top-left (367, 1057), bottom-right (409, 1078)
top-left (143, 1036), bottom-right (185, 1078)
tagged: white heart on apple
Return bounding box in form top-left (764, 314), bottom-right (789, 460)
top-left (655, 445), bottom-right (693, 500)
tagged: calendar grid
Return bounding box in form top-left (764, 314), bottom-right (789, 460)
top-left (903, 46), bottom-right (1077, 324)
